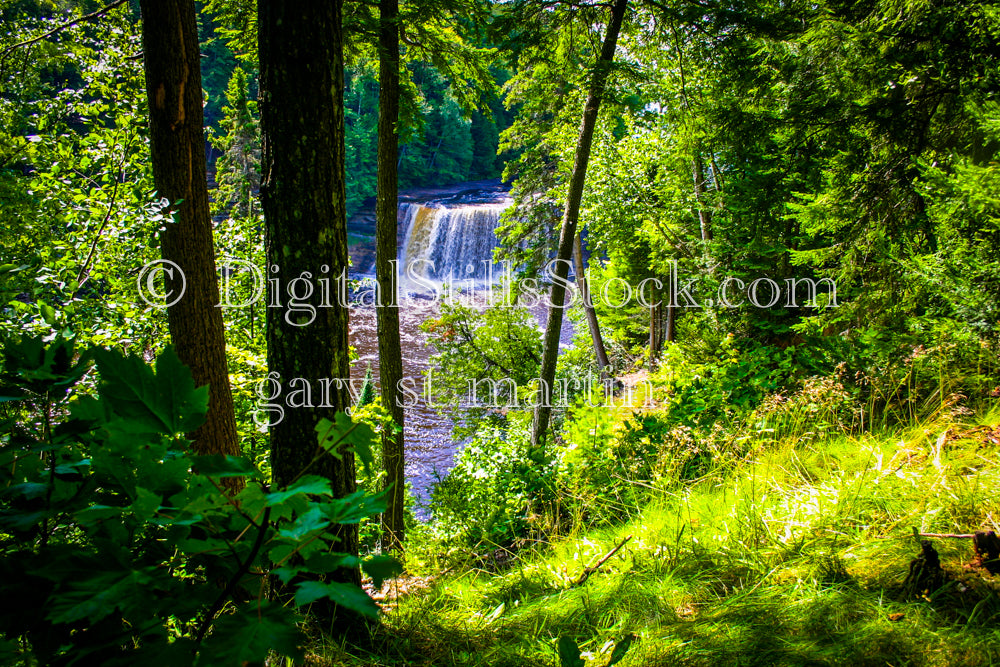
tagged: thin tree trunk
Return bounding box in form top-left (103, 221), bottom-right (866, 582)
top-left (648, 287), bottom-right (658, 368)
top-left (376, 0), bottom-right (405, 552)
top-left (709, 152), bottom-right (724, 193)
top-left (573, 231), bottom-right (610, 377)
top-left (258, 0), bottom-right (360, 611)
top-left (531, 0), bottom-right (628, 449)
top-left (693, 152), bottom-right (712, 242)
top-left (139, 0), bottom-right (240, 488)
top-left (666, 300), bottom-right (676, 342)
top-left (648, 283), bottom-right (674, 367)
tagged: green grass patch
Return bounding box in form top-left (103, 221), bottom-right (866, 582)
top-left (317, 407), bottom-right (1000, 666)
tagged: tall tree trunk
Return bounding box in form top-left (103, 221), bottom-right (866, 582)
top-left (258, 0), bottom-right (360, 602)
top-left (139, 0), bottom-right (240, 484)
top-left (709, 152), bottom-right (725, 193)
top-left (573, 231), bottom-right (610, 377)
top-left (648, 282), bottom-right (675, 368)
top-left (376, 0), bottom-right (405, 552)
top-left (531, 0), bottom-right (628, 449)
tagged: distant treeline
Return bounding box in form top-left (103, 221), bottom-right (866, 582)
top-left (198, 11), bottom-right (512, 219)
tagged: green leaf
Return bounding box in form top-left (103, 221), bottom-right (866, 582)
top-left (293, 581), bottom-right (380, 618)
top-left (74, 505), bottom-right (123, 526)
top-left (321, 489), bottom-right (387, 525)
top-left (269, 543), bottom-right (296, 566)
top-left (69, 394), bottom-right (111, 423)
top-left (2, 482), bottom-right (48, 500)
top-left (47, 569), bottom-right (156, 624)
top-left (2, 336), bottom-right (90, 393)
top-left (190, 454), bottom-right (259, 478)
top-left (315, 413), bottom-right (377, 476)
top-left (607, 635), bottom-right (635, 666)
top-left (304, 552), bottom-right (360, 573)
top-left (0, 637), bottom-right (20, 665)
top-left (130, 487), bottom-right (161, 522)
top-left (362, 554), bottom-right (403, 589)
top-left (277, 506), bottom-right (330, 540)
top-left (336, 412), bottom-right (376, 467)
top-left (272, 566), bottom-right (303, 585)
top-left (557, 636), bottom-right (584, 667)
top-left (0, 510), bottom-right (47, 531)
top-left (266, 475), bottom-right (332, 506)
top-left (39, 301), bottom-right (56, 325)
top-left (234, 482), bottom-right (268, 515)
top-left (197, 601), bottom-right (303, 665)
top-left (93, 346), bottom-right (208, 435)
top-left (176, 537), bottom-right (232, 556)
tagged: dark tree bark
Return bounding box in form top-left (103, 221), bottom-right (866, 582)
top-left (376, 0), bottom-right (406, 552)
top-left (139, 0), bottom-right (241, 480)
top-left (573, 231), bottom-right (611, 378)
top-left (666, 299), bottom-right (676, 343)
top-left (531, 0), bottom-right (628, 449)
top-left (258, 0), bottom-right (359, 591)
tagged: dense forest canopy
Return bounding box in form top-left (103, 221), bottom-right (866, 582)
top-left (1, 0), bottom-right (999, 664)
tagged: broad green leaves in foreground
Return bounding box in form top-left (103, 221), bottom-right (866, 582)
top-left (0, 336), bottom-right (395, 666)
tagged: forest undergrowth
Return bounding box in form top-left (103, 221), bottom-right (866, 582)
top-left (321, 387), bottom-right (1000, 667)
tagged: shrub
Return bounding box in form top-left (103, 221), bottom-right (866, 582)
top-left (0, 335), bottom-right (398, 666)
top-left (428, 415), bottom-right (558, 550)
top-left (747, 370), bottom-right (861, 446)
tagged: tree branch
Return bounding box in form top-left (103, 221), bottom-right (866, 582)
top-left (574, 534), bottom-right (631, 586)
top-left (195, 506), bottom-right (272, 644)
top-left (0, 0), bottom-right (130, 65)
top-left (76, 141), bottom-right (129, 291)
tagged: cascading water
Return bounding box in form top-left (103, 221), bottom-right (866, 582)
top-left (398, 202), bottom-right (508, 283)
top-left (347, 186), bottom-right (571, 515)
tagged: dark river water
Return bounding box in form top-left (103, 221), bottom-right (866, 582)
top-left (348, 301), bottom-right (453, 513)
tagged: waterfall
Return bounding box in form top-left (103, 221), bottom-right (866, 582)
top-left (398, 202), bottom-right (508, 283)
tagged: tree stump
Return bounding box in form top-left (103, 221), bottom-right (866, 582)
top-left (903, 540), bottom-right (944, 596)
top-left (973, 530), bottom-right (1000, 575)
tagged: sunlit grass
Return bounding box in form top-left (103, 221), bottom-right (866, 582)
top-left (320, 405), bottom-right (1000, 666)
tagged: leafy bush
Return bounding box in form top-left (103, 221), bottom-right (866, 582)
top-left (0, 336), bottom-right (398, 666)
top-left (421, 300), bottom-right (542, 438)
top-left (747, 370), bottom-right (861, 446)
top-left (428, 415), bottom-right (558, 550)
top-left (841, 319), bottom-right (999, 425)
top-left (562, 401), bottom-right (718, 525)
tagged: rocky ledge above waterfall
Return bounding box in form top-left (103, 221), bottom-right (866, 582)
top-left (347, 179), bottom-right (510, 237)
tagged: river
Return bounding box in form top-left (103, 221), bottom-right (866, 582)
top-left (347, 180), bottom-right (512, 513)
